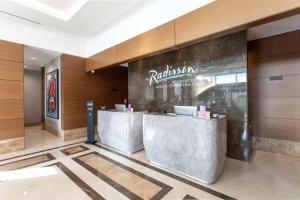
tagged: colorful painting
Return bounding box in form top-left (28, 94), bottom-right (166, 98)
top-left (46, 69), bottom-right (59, 119)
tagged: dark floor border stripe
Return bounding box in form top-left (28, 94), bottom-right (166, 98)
top-left (94, 144), bottom-right (236, 200)
top-left (74, 156), bottom-right (142, 200)
top-left (73, 152), bottom-right (172, 200)
top-left (0, 153), bottom-right (56, 170)
top-left (61, 145), bottom-right (90, 156)
top-left (0, 141), bottom-right (84, 163)
top-left (50, 162), bottom-right (105, 200)
top-left (183, 194), bottom-right (198, 200)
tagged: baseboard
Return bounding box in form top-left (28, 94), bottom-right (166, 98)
top-left (0, 137), bottom-right (24, 154)
top-left (253, 136), bottom-right (300, 158)
top-left (62, 127), bottom-right (87, 141)
top-left (62, 126), bottom-right (98, 141)
top-left (44, 126), bottom-right (60, 137)
top-left (25, 123), bottom-right (41, 127)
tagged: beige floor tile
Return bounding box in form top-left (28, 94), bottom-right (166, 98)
top-left (61, 145), bottom-right (88, 155)
top-left (0, 154), bottom-right (53, 171)
top-left (0, 165), bottom-right (91, 200)
top-left (79, 153), bottom-right (162, 200)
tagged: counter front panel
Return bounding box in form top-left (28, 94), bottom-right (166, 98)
top-left (98, 110), bottom-right (145, 154)
top-left (143, 114), bottom-right (227, 184)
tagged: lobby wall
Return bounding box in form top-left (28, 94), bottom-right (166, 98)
top-left (61, 54), bottom-right (128, 141)
top-left (0, 39), bottom-right (24, 154)
top-left (128, 31), bottom-right (249, 161)
top-left (248, 29), bottom-right (300, 157)
top-left (24, 69), bottom-right (41, 126)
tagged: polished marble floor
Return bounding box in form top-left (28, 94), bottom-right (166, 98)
top-left (0, 127), bottom-right (300, 200)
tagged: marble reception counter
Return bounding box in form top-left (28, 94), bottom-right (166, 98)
top-left (143, 113), bottom-right (227, 184)
top-left (98, 110), bottom-right (146, 154)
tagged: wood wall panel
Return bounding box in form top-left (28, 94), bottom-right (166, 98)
top-left (248, 29), bottom-right (300, 60)
top-left (0, 100), bottom-right (23, 120)
top-left (248, 75), bottom-right (300, 98)
top-left (62, 85), bottom-right (116, 100)
top-left (116, 21), bottom-right (175, 63)
top-left (62, 99), bottom-right (114, 115)
top-left (63, 114), bottom-right (86, 130)
top-left (253, 117), bottom-right (300, 141)
top-left (62, 100), bottom-right (86, 115)
top-left (0, 119), bottom-right (24, 140)
top-left (61, 54), bottom-right (86, 71)
top-left (62, 99), bottom-right (116, 129)
top-left (0, 40), bottom-right (24, 142)
top-left (61, 69), bottom-right (117, 88)
top-left (86, 47), bottom-right (117, 71)
top-left (61, 54), bottom-right (128, 130)
top-left (248, 53), bottom-right (300, 79)
top-left (0, 80), bottom-right (23, 100)
top-left (248, 30), bottom-right (300, 142)
top-left (250, 97), bottom-right (300, 119)
top-left (0, 60), bottom-right (23, 81)
top-left (0, 40), bottom-right (23, 62)
top-left (175, 0), bottom-right (300, 45)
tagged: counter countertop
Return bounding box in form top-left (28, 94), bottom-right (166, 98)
top-left (143, 112), bottom-right (225, 120)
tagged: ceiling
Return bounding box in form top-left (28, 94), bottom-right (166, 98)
top-left (24, 46), bottom-right (61, 70)
top-left (1, 0), bottom-right (300, 59)
top-left (0, 0), bottom-right (142, 36)
top-left (12, 0), bottom-right (88, 21)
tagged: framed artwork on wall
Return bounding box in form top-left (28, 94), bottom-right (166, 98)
top-left (46, 69), bottom-right (59, 119)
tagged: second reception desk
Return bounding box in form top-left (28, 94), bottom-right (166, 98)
top-left (143, 113), bottom-right (227, 184)
top-left (98, 110), bottom-right (145, 154)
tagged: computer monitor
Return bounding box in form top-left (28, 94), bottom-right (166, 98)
top-left (115, 104), bottom-right (127, 112)
top-left (174, 106), bottom-right (197, 116)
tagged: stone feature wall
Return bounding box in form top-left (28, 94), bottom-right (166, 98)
top-left (128, 31), bottom-right (249, 161)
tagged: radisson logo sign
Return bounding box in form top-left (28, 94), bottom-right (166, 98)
top-left (148, 65), bottom-right (196, 85)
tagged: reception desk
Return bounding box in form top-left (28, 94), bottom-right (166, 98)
top-left (143, 113), bottom-right (227, 184)
top-left (98, 110), bottom-right (145, 154)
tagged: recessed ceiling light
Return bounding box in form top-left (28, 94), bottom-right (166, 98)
top-left (30, 57), bottom-right (37, 60)
top-left (24, 66), bottom-right (28, 68)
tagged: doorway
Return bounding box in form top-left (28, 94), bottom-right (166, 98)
top-left (24, 45), bottom-right (62, 149)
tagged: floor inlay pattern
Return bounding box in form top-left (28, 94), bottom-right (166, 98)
top-left (61, 145), bottom-right (89, 156)
top-left (93, 144), bottom-right (234, 200)
top-left (73, 152), bottom-right (172, 200)
top-left (183, 194), bottom-right (198, 200)
top-left (0, 153), bottom-right (55, 171)
top-left (0, 129), bottom-right (298, 200)
top-left (0, 141), bottom-right (83, 163)
top-left (52, 162), bottom-right (105, 200)
top-left (0, 142), bottom-right (239, 200)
